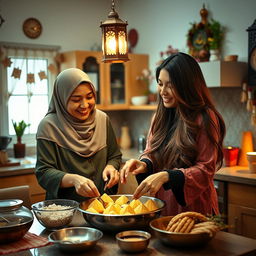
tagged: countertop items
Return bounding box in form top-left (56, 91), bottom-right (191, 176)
top-left (214, 166), bottom-right (256, 186)
top-left (1, 152), bottom-right (256, 186)
top-left (10, 211), bottom-right (256, 256)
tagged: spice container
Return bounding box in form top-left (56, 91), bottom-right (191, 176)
top-left (0, 199), bottom-right (34, 244)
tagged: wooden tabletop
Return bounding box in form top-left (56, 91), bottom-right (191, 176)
top-left (7, 211), bottom-right (256, 256)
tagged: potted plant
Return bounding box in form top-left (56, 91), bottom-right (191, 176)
top-left (208, 19), bottom-right (224, 61)
top-left (12, 120), bottom-right (30, 158)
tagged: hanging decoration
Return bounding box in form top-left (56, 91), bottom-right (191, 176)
top-left (2, 57), bottom-right (12, 67)
top-left (48, 63), bottom-right (57, 74)
top-left (38, 70), bottom-right (47, 80)
top-left (0, 14), bottom-right (5, 27)
top-left (100, 0), bottom-right (129, 63)
top-left (186, 4), bottom-right (224, 62)
top-left (27, 73), bottom-right (35, 84)
top-left (11, 67), bottom-right (22, 79)
top-left (240, 82), bottom-right (248, 103)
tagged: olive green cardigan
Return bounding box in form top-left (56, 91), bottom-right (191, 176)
top-left (35, 117), bottom-right (122, 202)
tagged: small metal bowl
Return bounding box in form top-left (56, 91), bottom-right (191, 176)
top-left (116, 230), bottom-right (151, 253)
top-left (150, 216), bottom-right (215, 247)
top-left (48, 227), bottom-right (103, 252)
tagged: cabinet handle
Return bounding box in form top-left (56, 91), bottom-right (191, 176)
top-left (234, 217), bottom-right (239, 234)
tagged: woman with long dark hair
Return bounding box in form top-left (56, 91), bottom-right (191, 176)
top-left (120, 52), bottom-right (225, 216)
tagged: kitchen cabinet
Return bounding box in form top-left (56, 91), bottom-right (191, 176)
top-left (228, 182), bottom-right (256, 239)
top-left (199, 61), bottom-right (247, 87)
top-left (0, 171), bottom-right (46, 204)
top-left (60, 51), bottom-right (149, 110)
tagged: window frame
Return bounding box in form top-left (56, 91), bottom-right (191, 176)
top-left (0, 43), bottom-right (60, 149)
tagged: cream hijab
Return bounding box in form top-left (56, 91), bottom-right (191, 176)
top-left (37, 68), bottom-right (107, 157)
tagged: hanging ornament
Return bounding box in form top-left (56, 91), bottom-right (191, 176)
top-left (48, 63), bottom-right (57, 74)
top-left (1, 57), bottom-right (12, 67)
top-left (11, 67), bottom-right (22, 79)
top-left (27, 73), bottom-right (35, 84)
top-left (38, 70), bottom-right (47, 80)
top-left (54, 53), bottom-right (64, 64)
top-left (240, 82), bottom-right (248, 103)
top-left (251, 104), bottom-right (256, 126)
top-left (247, 88), bottom-right (253, 112)
top-left (0, 48), bottom-right (4, 59)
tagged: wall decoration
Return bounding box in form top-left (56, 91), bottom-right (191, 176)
top-left (38, 71), bottom-right (47, 80)
top-left (156, 45), bottom-right (179, 66)
top-left (48, 63), bottom-right (57, 74)
top-left (27, 73), bottom-right (35, 84)
top-left (1, 57), bottom-right (12, 67)
top-left (247, 19), bottom-right (256, 87)
top-left (11, 68), bottom-right (22, 79)
top-left (23, 18), bottom-right (42, 39)
top-left (186, 5), bottom-right (224, 62)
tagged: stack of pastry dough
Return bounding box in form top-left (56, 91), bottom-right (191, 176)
top-left (165, 211), bottom-right (221, 237)
top-left (86, 194), bottom-right (158, 215)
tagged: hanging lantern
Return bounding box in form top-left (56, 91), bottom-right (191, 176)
top-left (100, 0), bottom-right (129, 63)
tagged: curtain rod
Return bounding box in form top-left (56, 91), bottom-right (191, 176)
top-left (0, 41), bottom-right (61, 51)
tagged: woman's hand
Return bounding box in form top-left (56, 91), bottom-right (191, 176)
top-left (120, 159), bottom-right (147, 184)
top-left (62, 174), bottom-right (100, 198)
top-left (102, 165), bottom-right (119, 190)
top-left (133, 171), bottom-right (169, 199)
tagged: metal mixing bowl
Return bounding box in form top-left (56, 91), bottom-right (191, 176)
top-left (48, 227), bottom-right (103, 252)
top-left (79, 195), bottom-right (165, 232)
top-left (116, 230), bottom-right (151, 253)
top-left (0, 199), bottom-right (34, 244)
top-left (150, 216), bottom-right (214, 247)
top-left (32, 199), bottom-right (79, 230)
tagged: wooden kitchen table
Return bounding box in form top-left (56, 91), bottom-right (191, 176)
top-left (7, 211), bottom-right (256, 256)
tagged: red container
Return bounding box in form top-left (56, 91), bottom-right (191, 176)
top-left (223, 147), bottom-right (239, 167)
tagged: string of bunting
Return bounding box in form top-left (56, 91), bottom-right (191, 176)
top-left (0, 43), bottom-right (63, 86)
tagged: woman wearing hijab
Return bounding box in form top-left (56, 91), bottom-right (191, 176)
top-left (36, 68), bottom-right (122, 202)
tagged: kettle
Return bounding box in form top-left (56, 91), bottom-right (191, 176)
top-left (0, 136), bottom-right (12, 150)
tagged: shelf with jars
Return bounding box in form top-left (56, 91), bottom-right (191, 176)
top-left (60, 51), bottom-right (150, 110)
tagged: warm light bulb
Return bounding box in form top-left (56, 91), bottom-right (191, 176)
top-left (106, 31), bottom-right (116, 55)
top-left (118, 31), bottom-right (127, 54)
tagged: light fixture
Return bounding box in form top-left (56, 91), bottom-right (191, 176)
top-left (100, 0), bottom-right (129, 63)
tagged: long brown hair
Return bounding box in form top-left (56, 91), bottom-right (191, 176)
top-left (147, 53), bottom-right (226, 170)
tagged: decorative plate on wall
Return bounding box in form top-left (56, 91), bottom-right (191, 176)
top-left (23, 18), bottom-right (42, 39)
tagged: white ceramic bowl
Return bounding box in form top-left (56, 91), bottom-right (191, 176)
top-left (131, 96), bottom-right (148, 105)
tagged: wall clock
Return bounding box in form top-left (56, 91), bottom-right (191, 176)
top-left (247, 19), bottom-right (256, 86)
top-left (23, 18), bottom-right (42, 39)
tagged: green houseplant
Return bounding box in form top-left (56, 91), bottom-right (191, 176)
top-left (12, 120), bottom-right (30, 158)
top-left (208, 19), bottom-right (224, 61)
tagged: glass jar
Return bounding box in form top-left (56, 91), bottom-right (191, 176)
top-left (0, 199), bottom-right (34, 243)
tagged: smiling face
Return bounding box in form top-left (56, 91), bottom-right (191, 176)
top-left (67, 82), bottom-right (96, 121)
top-left (157, 69), bottom-right (177, 108)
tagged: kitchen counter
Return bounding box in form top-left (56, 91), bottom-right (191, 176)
top-left (9, 211), bottom-right (256, 256)
top-left (0, 150), bottom-right (256, 187)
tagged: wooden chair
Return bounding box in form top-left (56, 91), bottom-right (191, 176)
top-left (0, 185), bottom-right (32, 209)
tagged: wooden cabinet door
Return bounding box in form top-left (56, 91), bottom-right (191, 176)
top-left (228, 203), bottom-right (256, 239)
top-left (60, 51), bottom-right (149, 110)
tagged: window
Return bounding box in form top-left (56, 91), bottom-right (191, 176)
top-left (0, 43), bottom-right (59, 147)
top-left (7, 57), bottom-right (49, 135)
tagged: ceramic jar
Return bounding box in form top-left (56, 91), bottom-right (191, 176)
top-left (120, 126), bottom-right (131, 150)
